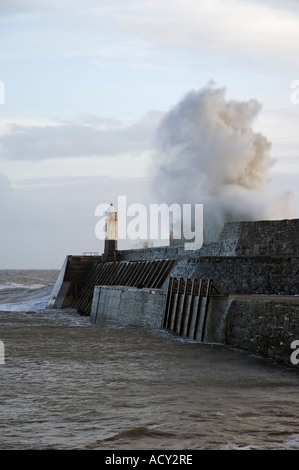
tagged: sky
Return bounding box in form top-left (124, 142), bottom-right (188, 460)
top-left (1, 0), bottom-right (299, 269)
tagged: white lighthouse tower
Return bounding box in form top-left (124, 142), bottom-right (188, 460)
top-left (104, 203), bottom-right (118, 257)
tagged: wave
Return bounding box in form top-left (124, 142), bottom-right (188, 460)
top-left (0, 284), bottom-right (53, 312)
top-left (84, 426), bottom-right (179, 450)
top-left (103, 427), bottom-right (175, 441)
top-left (0, 282), bottom-right (46, 290)
top-left (283, 434), bottom-right (299, 449)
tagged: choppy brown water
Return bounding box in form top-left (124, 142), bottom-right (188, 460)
top-left (0, 270), bottom-right (298, 450)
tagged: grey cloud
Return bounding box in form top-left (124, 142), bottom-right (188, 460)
top-left (0, 172), bottom-right (12, 193)
top-left (0, 111), bottom-right (163, 161)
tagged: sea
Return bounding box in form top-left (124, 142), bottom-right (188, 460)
top-left (0, 269), bottom-right (298, 452)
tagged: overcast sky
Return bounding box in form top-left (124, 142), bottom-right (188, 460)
top-left (1, 0), bottom-right (299, 269)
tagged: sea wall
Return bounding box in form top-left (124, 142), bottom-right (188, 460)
top-left (89, 285), bottom-right (299, 366)
top-left (216, 219), bottom-right (299, 256)
top-left (116, 219), bottom-right (299, 295)
top-left (115, 245), bottom-right (196, 261)
top-left (47, 219), bottom-right (299, 310)
top-left (226, 299), bottom-right (299, 366)
top-left (167, 256), bottom-right (299, 295)
top-left (47, 255), bottom-right (103, 309)
top-left (90, 284), bottom-right (231, 343)
top-left (90, 286), bottom-right (166, 329)
top-left (47, 218), bottom-right (299, 366)
top-left (117, 219), bottom-right (299, 260)
top-left (90, 284), bottom-right (232, 344)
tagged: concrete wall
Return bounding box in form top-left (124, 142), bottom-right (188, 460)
top-left (89, 284), bottom-right (299, 366)
top-left (90, 284), bottom-right (231, 344)
top-left (47, 254), bottom-right (103, 309)
top-left (46, 256), bottom-right (69, 309)
top-left (203, 297), bottom-right (233, 344)
top-left (226, 299), bottom-right (299, 366)
top-left (90, 286), bottom-right (167, 329)
top-left (116, 245), bottom-right (197, 261)
top-left (117, 219), bottom-right (299, 260)
top-left (47, 218), bottom-right (299, 367)
top-left (193, 218), bottom-right (299, 257)
top-left (168, 256), bottom-right (299, 295)
top-left (216, 219), bottom-right (299, 256)
top-left (116, 219), bottom-right (299, 295)
top-left (47, 219), bottom-right (299, 309)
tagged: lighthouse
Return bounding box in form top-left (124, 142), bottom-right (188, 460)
top-left (104, 203), bottom-right (118, 257)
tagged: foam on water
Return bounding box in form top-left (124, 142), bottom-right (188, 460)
top-left (0, 295), bottom-right (50, 312)
top-left (0, 276), bottom-right (54, 312)
top-left (283, 434), bottom-right (299, 449)
top-left (0, 282), bottom-right (46, 290)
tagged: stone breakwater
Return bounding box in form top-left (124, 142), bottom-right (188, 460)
top-left (47, 218), bottom-right (299, 367)
top-left (226, 298), bottom-right (299, 365)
